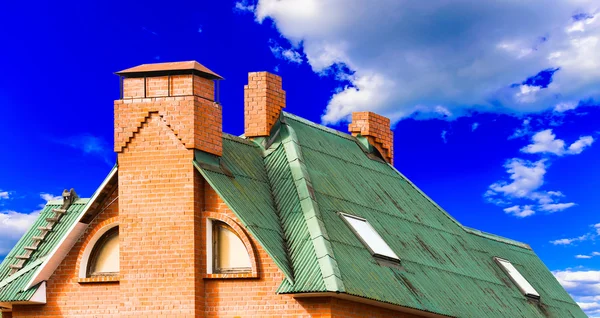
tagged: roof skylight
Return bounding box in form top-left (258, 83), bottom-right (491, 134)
top-left (494, 257), bottom-right (540, 299)
top-left (339, 212), bottom-right (399, 261)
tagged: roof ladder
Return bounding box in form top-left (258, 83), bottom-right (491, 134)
top-left (9, 188), bottom-right (78, 275)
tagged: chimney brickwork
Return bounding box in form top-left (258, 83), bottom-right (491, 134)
top-left (244, 72), bottom-right (286, 137)
top-left (114, 73), bottom-right (221, 156)
top-left (113, 61), bottom-right (221, 317)
top-left (348, 111), bottom-right (394, 164)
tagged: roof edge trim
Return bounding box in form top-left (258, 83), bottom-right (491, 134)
top-left (24, 166), bottom-right (118, 290)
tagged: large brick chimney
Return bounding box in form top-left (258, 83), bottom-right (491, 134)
top-left (244, 72), bottom-right (286, 137)
top-left (348, 111), bottom-right (394, 164)
top-left (114, 61), bottom-right (222, 317)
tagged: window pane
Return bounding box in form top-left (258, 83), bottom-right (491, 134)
top-left (343, 214), bottom-right (399, 260)
top-left (217, 225), bottom-right (251, 270)
top-left (496, 258), bottom-right (540, 298)
top-left (89, 229), bottom-right (119, 275)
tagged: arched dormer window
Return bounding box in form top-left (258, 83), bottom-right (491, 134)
top-left (86, 226), bottom-right (119, 277)
top-left (210, 221), bottom-right (251, 273)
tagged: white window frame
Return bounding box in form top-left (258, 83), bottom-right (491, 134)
top-left (338, 212), bottom-right (400, 262)
top-left (494, 257), bottom-right (540, 299)
top-left (79, 221), bottom-right (119, 279)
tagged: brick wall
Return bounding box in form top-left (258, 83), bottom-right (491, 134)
top-left (348, 111), bottom-right (394, 164)
top-left (117, 112), bottom-right (202, 317)
top-left (12, 188), bottom-right (120, 317)
top-left (244, 72), bottom-right (286, 137)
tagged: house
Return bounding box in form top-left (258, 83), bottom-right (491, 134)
top-left (0, 61), bottom-right (585, 317)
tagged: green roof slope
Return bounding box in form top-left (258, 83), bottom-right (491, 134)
top-left (0, 200), bottom-right (88, 302)
top-left (190, 112), bottom-right (583, 317)
top-left (270, 113), bottom-right (584, 317)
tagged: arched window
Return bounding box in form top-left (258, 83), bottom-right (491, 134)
top-left (87, 226), bottom-right (119, 277)
top-left (212, 221), bottom-right (251, 273)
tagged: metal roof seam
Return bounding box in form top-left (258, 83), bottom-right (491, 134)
top-left (280, 123), bottom-right (345, 293)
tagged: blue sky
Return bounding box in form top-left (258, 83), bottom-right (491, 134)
top-left (1, 0), bottom-right (599, 315)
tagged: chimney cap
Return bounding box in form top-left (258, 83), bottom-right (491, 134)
top-left (116, 61), bottom-right (223, 80)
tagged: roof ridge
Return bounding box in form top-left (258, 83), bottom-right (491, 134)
top-left (282, 112), bottom-right (355, 141)
top-left (222, 133), bottom-right (257, 146)
top-left (279, 122), bottom-right (345, 292)
top-left (463, 226), bottom-right (531, 249)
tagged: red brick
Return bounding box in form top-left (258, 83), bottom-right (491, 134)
top-left (348, 111), bottom-right (394, 164)
top-left (244, 72), bottom-right (286, 137)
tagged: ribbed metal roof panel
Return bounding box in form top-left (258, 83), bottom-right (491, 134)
top-left (0, 201), bottom-right (87, 302)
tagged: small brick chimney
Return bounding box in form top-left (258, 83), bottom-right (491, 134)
top-left (348, 111), bottom-right (394, 164)
top-left (244, 72), bottom-right (286, 137)
top-left (114, 61), bottom-right (222, 317)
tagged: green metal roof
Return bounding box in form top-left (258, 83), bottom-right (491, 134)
top-left (194, 134), bottom-right (294, 281)
top-left (195, 112), bottom-right (585, 317)
top-left (0, 200), bottom-right (88, 302)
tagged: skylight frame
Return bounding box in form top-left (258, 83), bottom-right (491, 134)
top-left (338, 212), bottom-right (400, 263)
top-left (494, 257), bottom-right (540, 300)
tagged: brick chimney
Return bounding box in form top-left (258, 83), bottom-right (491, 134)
top-left (348, 111), bottom-right (394, 164)
top-left (244, 72), bottom-right (286, 137)
top-left (114, 61), bottom-right (222, 317)
top-left (114, 61), bottom-right (223, 156)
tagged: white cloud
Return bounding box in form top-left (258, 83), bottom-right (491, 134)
top-left (555, 101), bottom-right (579, 112)
top-left (576, 252), bottom-right (600, 259)
top-left (550, 223), bottom-right (599, 245)
top-left (553, 270), bottom-right (600, 295)
top-left (503, 205), bottom-right (535, 218)
top-left (521, 129), bottom-right (566, 155)
top-left (521, 129), bottom-right (595, 156)
top-left (269, 40), bottom-right (303, 64)
top-left (515, 85), bottom-right (541, 103)
top-left (471, 122), bottom-right (479, 132)
top-left (234, 0), bottom-right (255, 12)
top-left (554, 269), bottom-right (600, 316)
top-left (40, 193), bottom-right (62, 202)
top-left (0, 191), bottom-right (8, 199)
top-left (568, 136), bottom-right (595, 154)
top-left (551, 238), bottom-right (581, 245)
top-left (248, 0), bottom-right (600, 124)
top-left (441, 130), bottom-right (448, 144)
top-left (540, 202), bottom-right (576, 212)
top-left (488, 159), bottom-right (546, 199)
top-left (0, 210), bottom-right (40, 255)
top-left (486, 158), bottom-right (578, 217)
